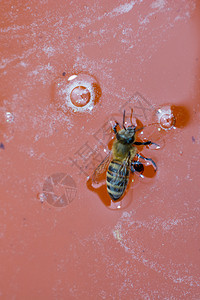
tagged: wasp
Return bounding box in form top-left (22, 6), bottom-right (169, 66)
top-left (92, 111), bottom-right (158, 201)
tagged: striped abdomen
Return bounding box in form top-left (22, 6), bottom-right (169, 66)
top-left (106, 160), bottom-right (130, 201)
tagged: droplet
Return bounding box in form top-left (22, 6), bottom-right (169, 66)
top-left (53, 72), bottom-right (101, 113)
top-left (155, 105), bottom-right (176, 130)
top-left (70, 86), bottom-right (91, 107)
top-left (160, 114), bottom-right (175, 129)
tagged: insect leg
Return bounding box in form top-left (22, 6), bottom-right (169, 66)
top-left (134, 141), bottom-right (159, 147)
top-left (113, 122), bottom-right (119, 134)
top-left (123, 110), bottom-right (126, 129)
top-left (136, 153), bottom-right (157, 171)
top-left (128, 148), bottom-right (142, 174)
top-left (131, 161), bottom-right (144, 173)
top-left (130, 161), bottom-right (138, 173)
top-left (130, 163), bottom-right (135, 173)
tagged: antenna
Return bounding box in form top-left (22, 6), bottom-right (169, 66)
top-left (123, 110), bottom-right (126, 129)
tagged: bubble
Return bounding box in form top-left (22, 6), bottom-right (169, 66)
top-left (155, 105), bottom-right (176, 130)
top-left (70, 86), bottom-right (91, 107)
top-left (53, 72), bottom-right (101, 113)
top-left (159, 113), bottom-right (175, 129)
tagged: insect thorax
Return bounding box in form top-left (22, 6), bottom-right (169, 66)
top-left (112, 140), bottom-right (133, 161)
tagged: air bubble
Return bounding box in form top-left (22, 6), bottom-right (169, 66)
top-left (53, 72), bottom-right (101, 113)
top-left (155, 105), bottom-right (176, 130)
top-left (70, 86), bottom-right (90, 107)
top-left (160, 114), bottom-right (175, 129)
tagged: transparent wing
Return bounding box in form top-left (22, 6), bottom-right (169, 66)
top-left (92, 151), bottom-right (112, 183)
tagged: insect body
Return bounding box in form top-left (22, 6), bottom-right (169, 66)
top-left (106, 123), bottom-right (137, 200)
top-left (92, 111), bottom-right (158, 201)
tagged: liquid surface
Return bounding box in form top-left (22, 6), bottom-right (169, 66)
top-left (0, 1), bottom-right (200, 299)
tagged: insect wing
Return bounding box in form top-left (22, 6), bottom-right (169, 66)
top-left (92, 151), bottom-right (112, 183)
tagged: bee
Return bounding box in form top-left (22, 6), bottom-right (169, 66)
top-left (92, 110), bottom-right (158, 201)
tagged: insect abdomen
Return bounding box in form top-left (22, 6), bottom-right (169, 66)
top-left (106, 160), bottom-right (130, 201)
